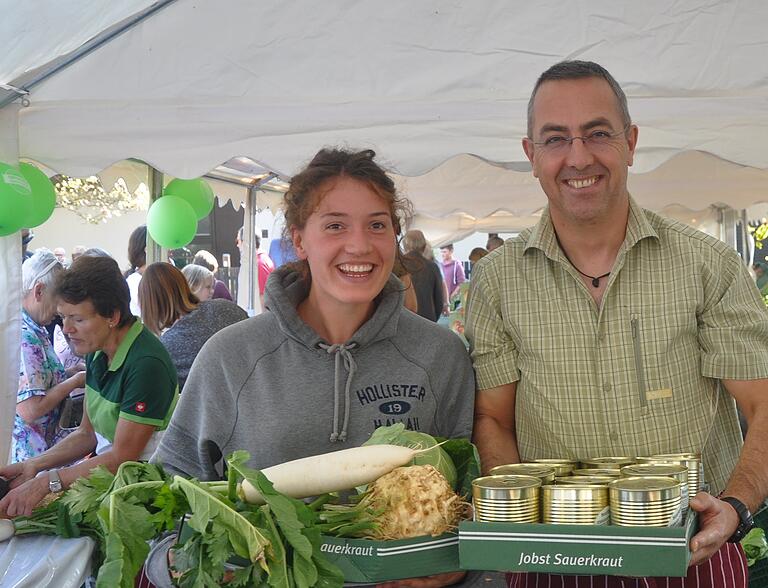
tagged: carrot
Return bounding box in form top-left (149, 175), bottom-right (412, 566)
top-left (238, 444), bottom-right (428, 504)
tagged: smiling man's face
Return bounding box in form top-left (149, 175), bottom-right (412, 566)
top-left (523, 77), bottom-right (638, 226)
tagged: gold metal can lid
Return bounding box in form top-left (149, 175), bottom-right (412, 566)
top-left (580, 457), bottom-right (635, 469)
top-left (529, 459), bottom-right (577, 476)
top-left (649, 452), bottom-right (701, 461)
top-left (556, 475), bottom-right (614, 486)
top-left (472, 474), bottom-right (541, 500)
top-left (621, 463), bottom-right (688, 481)
top-left (571, 468), bottom-right (621, 477)
top-left (489, 463), bottom-right (556, 482)
top-left (609, 476), bottom-right (681, 502)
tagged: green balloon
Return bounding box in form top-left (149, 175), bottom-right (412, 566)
top-left (164, 178), bottom-right (214, 220)
top-left (0, 162), bottom-right (33, 236)
top-left (147, 195), bottom-right (198, 249)
top-left (19, 163), bottom-right (57, 228)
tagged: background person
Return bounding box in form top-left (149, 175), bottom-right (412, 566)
top-left (486, 234), bottom-right (504, 252)
top-left (192, 249), bottom-right (233, 301)
top-left (439, 243), bottom-right (465, 301)
top-left (0, 255), bottom-right (178, 517)
top-left (466, 60), bottom-right (768, 587)
top-left (236, 228), bottom-right (275, 308)
top-left (402, 229), bottom-right (445, 321)
top-left (14, 250), bottom-right (84, 463)
top-left (124, 224), bottom-right (147, 317)
top-left (181, 263), bottom-right (215, 302)
top-left (140, 262), bottom-right (247, 391)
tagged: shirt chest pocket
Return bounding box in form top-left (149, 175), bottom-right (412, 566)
top-left (628, 306), bottom-right (700, 411)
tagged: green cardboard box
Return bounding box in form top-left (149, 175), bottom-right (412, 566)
top-left (459, 511), bottom-right (697, 577)
top-left (319, 533), bottom-right (460, 583)
top-left (179, 515), bottom-right (460, 583)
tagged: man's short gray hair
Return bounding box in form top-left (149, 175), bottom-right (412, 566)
top-left (22, 248), bottom-right (63, 294)
top-left (527, 60), bottom-right (631, 139)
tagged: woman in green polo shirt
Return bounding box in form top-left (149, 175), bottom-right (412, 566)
top-left (0, 256), bottom-right (179, 518)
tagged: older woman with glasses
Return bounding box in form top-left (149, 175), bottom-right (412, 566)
top-left (0, 255), bottom-right (179, 517)
top-left (12, 249), bottom-right (85, 463)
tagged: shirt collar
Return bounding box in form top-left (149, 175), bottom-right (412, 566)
top-left (93, 319), bottom-right (143, 372)
top-left (524, 194), bottom-right (659, 259)
top-left (21, 308), bottom-right (48, 337)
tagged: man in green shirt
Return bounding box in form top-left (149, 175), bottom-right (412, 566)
top-left (466, 61), bottom-right (768, 587)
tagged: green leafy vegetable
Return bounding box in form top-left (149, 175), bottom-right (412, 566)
top-left (171, 475), bottom-right (270, 565)
top-left (363, 423), bottom-right (457, 488)
top-left (742, 527), bottom-right (768, 566)
top-left (437, 437), bottom-right (482, 496)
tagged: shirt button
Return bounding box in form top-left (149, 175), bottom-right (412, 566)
top-left (603, 382), bottom-right (612, 392)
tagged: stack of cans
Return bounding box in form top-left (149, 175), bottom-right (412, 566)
top-left (472, 475), bottom-right (541, 523)
top-left (621, 463), bottom-right (689, 504)
top-left (542, 484), bottom-right (609, 525)
top-left (637, 453), bottom-right (702, 501)
top-left (531, 458), bottom-right (579, 476)
top-left (609, 476), bottom-right (682, 527)
top-left (489, 463), bottom-right (556, 485)
top-left (580, 457), bottom-right (635, 470)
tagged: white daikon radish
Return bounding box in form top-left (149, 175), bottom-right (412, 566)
top-left (0, 519), bottom-right (14, 542)
top-left (238, 444), bottom-right (427, 504)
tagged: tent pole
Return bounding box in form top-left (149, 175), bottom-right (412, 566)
top-left (146, 166), bottom-right (163, 265)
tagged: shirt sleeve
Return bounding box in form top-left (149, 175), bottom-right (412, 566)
top-left (464, 259), bottom-right (521, 390)
top-left (698, 247), bottom-right (768, 380)
top-left (456, 261), bottom-right (466, 285)
top-left (119, 355), bottom-right (178, 426)
top-left (19, 331), bottom-right (51, 397)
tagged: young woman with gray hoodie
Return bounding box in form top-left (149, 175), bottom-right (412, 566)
top-left (151, 147), bottom-right (475, 587)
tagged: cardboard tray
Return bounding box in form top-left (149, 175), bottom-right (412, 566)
top-left (178, 515), bottom-right (460, 583)
top-left (319, 532), bottom-right (460, 583)
top-left (459, 510), bottom-right (697, 578)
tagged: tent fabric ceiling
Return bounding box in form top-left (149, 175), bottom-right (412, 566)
top-left (6, 0), bottom-right (768, 180)
top-left (3, 0), bottom-right (768, 463)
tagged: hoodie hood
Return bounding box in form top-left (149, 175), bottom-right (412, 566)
top-left (263, 264), bottom-right (405, 442)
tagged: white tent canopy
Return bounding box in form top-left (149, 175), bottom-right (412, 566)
top-left (2, 0), bottom-right (768, 461)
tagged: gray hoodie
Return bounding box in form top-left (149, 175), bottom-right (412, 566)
top-left (151, 266), bottom-right (475, 480)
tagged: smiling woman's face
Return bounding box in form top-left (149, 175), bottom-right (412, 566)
top-left (292, 176), bottom-right (397, 312)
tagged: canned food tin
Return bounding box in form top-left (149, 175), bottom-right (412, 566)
top-left (609, 476), bottom-right (682, 527)
top-left (556, 475), bottom-right (614, 486)
top-left (472, 475), bottom-right (541, 523)
top-left (641, 453), bottom-right (702, 500)
top-left (542, 484), bottom-right (609, 525)
top-left (580, 457), bottom-right (635, 469)
top-left (621, 463), bottom-right (689, 503)
top-left (489, 464), bottom-right (556, 484)
top-left (571, 468), bottom-right (621, 478)
top-left (530, 459), bottom-right (579, 476)
top-left (472, 475), bottom-right (541, 501)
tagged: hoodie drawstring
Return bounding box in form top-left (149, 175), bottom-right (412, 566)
top-left (318, 342), bottom-right (358, 442)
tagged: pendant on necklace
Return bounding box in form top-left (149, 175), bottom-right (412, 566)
top-left (591, 277), bottom-right (600, 288)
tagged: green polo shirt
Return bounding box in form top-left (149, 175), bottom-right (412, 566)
top-left (85, 320), bottom-right (178, 443)
top-left (466, 196), bottom-right (768, 495)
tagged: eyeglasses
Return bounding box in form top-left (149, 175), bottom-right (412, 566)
top-left (532, 126), bottom-right (629, 154)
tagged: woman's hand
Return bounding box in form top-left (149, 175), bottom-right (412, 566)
top-left (70, 370), bottom-right (86, 389)
top-left (0, 460), bottom-right (39, 490)
top-left (0, 471), bottom-right (49, 518)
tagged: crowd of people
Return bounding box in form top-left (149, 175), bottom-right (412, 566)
top-left (1, 60), bottom-right (767, 588)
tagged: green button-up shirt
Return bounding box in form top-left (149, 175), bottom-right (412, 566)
top-left (466, 197), bottom-right (768, 494)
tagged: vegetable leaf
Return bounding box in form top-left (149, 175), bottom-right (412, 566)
top-left (171, 475), bottom-right (269, 564)
top-left (262, 508), bottom-right (290, 588)
top-left (363, 423), bottom-right (457, 488)
top-left (95, 532), bottom-right (130, 588)
top-left (439, 437), bottom-right (482, 496)
top-left (742, 527), bottom-right (768, 566)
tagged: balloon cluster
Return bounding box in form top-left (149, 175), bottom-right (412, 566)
top-left (0, 161), bottom-right (57, 236)
top-left (147, 178), bottom-right (214, 248)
